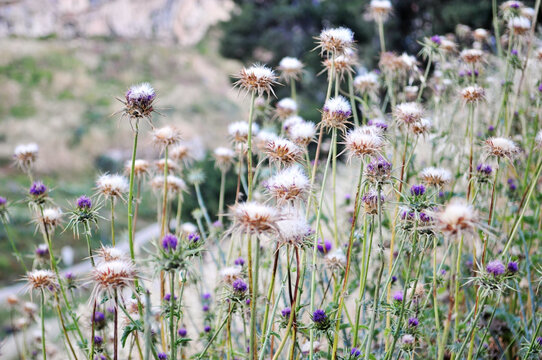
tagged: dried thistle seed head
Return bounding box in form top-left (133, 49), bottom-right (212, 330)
top-left (439, 38), bottom-right (457, 52)
top-left (508, 16), bottom-right (531, 35)
top-left (96, 174), bottom-right (128, 199)
top-left (436, 199), bottom-right (478, 235)
top-left (275, 98), bottom-right (298, 119)
top-left (500, 1), bottom-right (524, 12)
top-left (521, 7), bottom-right (535, 19)
top-left (365, 157), bottom-right (392, 183)
top-left (393, 102), bottom-right (424, 125)
top-left (321, 96), bottom-right (352, 131)
top-left (378, 52), bottom-right (401, 74)
top-left (124, 159), bottom-right (150, 177)
top-left (460, 49), bottom-right (485, 64)
top-left (473, 28), bottom-right (490, 41)
top-left (90, 259), bottom-right (136, 298)
top-left (404, 85), bottom-right (419, 101)
top-left (278, 57), bottom-right (304, 81)
top-left (169, 143), bottom-right (193, 166)
top-left (420, 167), bottom-right (452, 187)
top-left (234, 64), bottom-right (279, 96)
top-left (39, 207), bottom-right (63, 228)
top-left (344, 126), bottom-right (385, 158)
top-left (410, 118), bottom-right (432, 136)
top-left (230, 201), bottom-right (280, 235)
top-left (152, 126), bottom-right (182, 148)
top-left (301, 340), bottom-right (322, 356)
top-left (150, 175), bottom-right (186, 195)
top-left (460, 85), bottom-right (486, 104)
top-left (264, 138), bottom-right (303, 166)
top-left (353, 72), bottom-right (379, 95)
top-left (325, 249), bottom-right (347, 270)
top-left (322, 52), bottom-right (356, 78)
top-left (276, 213), bottom-right (311, 247)
top-left (25, 269), bottom-right (58, 292)
top-left (123, 82), bottom-right (156, 119)
top-left (213, 147), bottom-right (236, 172)
top-left (288, 121), bottom-right (316, 147)
top-left (368, 0), bottom-right (393, 22)
top-left (362, 190), bottom-right (384, 214)
top-left (6, 294), bottom-right (19, 306)
top-left (228, 121), bottom-right (260, 143)
top-left (406, 283), bottom-right (426, 301)
top-left (155, 158), bottom-right (180, 173)
top-left (95, 246), bottom-right (127, 263)
top-left (485, 137), bottom-right (520, 159)
top-left (283, 115), bottom-right (305, 135)
top-left (316, 27), bottom-right (355, 56)
top-left (266, 166), bottom-right (310, 204)
top-left (13, 143), bottom-right (38, 171)
top-left (220, 266), bottom-right (242, 284)
top-left (255, 130), bottom-right (279, 152)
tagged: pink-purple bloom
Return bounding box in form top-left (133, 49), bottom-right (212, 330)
top-left (486, 260), bottom-right (506, 276)
top-left (77, 195), bottom-right (92, 210)
top-left (162, 234), bottom-right (178, 251)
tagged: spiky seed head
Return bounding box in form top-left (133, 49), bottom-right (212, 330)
top-left (410, 118), bottom-right (432, 136)
top-left (40, 207), bottom-right (63, 228)
top-left (170, 144), bottom-right (193, 165)
top-left (255, 130), bottom-right (279, 152)
top-left (25, 269), bottom-right (58, 292)
top-left (436, 199), bottom-right (478, 235)
top-left (316, 27), bottom-right (355, 56)
top-left (152, 126), bottom-right (182, 148)
top-left (460, 85), bottom-right (486, 104)
top-left (353, 72), bottom-right (379, 95)
top-left (266, 166), bottom-right (310, 204)
top-left (278, 57), bottom-right (304, 80)
top-left (230, 201), bottom-right (280, 235)
top-left (460, 49), bottom-right (485, 64)
top-left (439, 39), bottom-right (457, 52)
top-left (420, 167), bottom-right (452, 187)
top-left (321, 96), bottom-right (352, 131)
top-left (289, 121), bottom-right (316, 147)
top-left (155, 158), bottom-right (180, 174)
top-left (13, 143), bottom-right (38, 171)
top-left (485, 137), bottom-right (520, 159)
top-left (393, 102), bottom-right (424, 125)
top-left (150, 175), bottom-right (186, 195)
top-left (521, 7), bottom-right (535, 19)
top-left (91, 259), bottom-right (136, 299)
top-left (276, 211), bottom-right (311, 247)
top-left (344, 126), bottom-right (384, 158)
top-left (124, 82), bottom-right (156, 119)
top-left (325, 249), bottom-right (347, 270)
top-left (125, 159), bottom-right (149, 177)
top-left (322, 53), bottom-right (355, 77)
top-left (508, 16), bottom-right (531, 35)
top-left (96, 174), bottom-right (128, 199)
top-left (264, 138), bottom-right (303, 166)
top-left (95, 246), bottom-right (127, 263)
top-left (368, 0), bottom-right (393, 22)
top-left (362, 190), bottom-right (384, 214)
top-left (234, 64), bottom-right (278, 96)
top-left (473, 28), bottom-right (489, 41)
top-left (220, 266), bottom-right (242, 284)
top-left (228, 121), bottom-right (260, 143)
top-left (283, 115), bottom-right (305, 135)
top-left (275, 98), bottom-right (298, 119)
top-left (213, 147), bottom-right (236, 172)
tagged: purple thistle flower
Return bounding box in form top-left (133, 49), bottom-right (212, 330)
top-left (368, 119), bottom-right (389, 131)
top-left (408, 317), bottom-right (419, 327)
top-left (510, 2), bottom-right (520, 8)
top-left (366, 157), bottom-right (392, 180)
top-left (312, 309), bottom-right (327, 323)
top-left (511, 49), bottom-right (518, 56)
top-left (178, 328), bottom-right (187, 337)
top-left (410, 184), bottom-right (426, 196)
top-left (29, 181), bottom-right (47, 196)
top-left (234, 257), bottom-right (245, 266)
top-left (476, 163), bottom-right (493, 176)
top-left (94, 335), bottom-right (103, 345)
top-left (202, 292), bottom-right (211, 300)
top-left (93, 311), bottom-right (105, 324)
top-left (350, 347), bottom-right (362, 357)
top-left (0, 196), bottom-right (6, 206)
top-left (488, 125), bottom-right (495, 132)
top-left (65, 272), bottom-right (75, 281)
top-left (419, 212), bottom-right (432, 223)
top-left (486, 260), bottom-right (506, 276)
top-left (538, 83), bottom-right (542, 92)
top-left (232, 279), bottom-right (248, 293)
top-left (537, 336), bottom-right (542, 346)
top-left (158, 352), bottom-right (168, 360)
top-left (35, 245), bottom-right (49, 257)
top-left (164, 293), bottom-right (172, 302)
top-left (161, 234), bottom-right (178, 252)
top-left (212, 220), bottom-right (223, 228)
top-left (202, 304), bottom-right (210, 312)
top-left (204, 325), bottom-right (211, 333)
top-left (188, 232), bottom-right (200, 243)
top-left (393, 290), bottom-right (404, 302)
top-left (317, 239), bottom-right (332, 254)
top-left (77, 195), bottom-right (92, 210)
top-left (431, 35), bottom-right (442, 45)
top-left (507, 178), bottom-right (517, 191)
top-left (281, 307), bottom-right (291, 318)
top-left (391, 275), bottom-right (398, 283)
top-left (507, 261), bottom-right (518, 273)
top-left (245, 298), bottom-right (251, 305)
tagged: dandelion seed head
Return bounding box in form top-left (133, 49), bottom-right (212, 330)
top-left (420, 167), bottom-right (452, 187)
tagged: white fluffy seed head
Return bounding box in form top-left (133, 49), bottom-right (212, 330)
top-left (485, 137), bottom-right (520, 159)
top-left (125, 159), bottom-right (149, 177)
top-left (473, 28), bottom-right (489, 41)
top-left (150, 175), bottom-right (186, 194)
top-left (155, 158), bottom-right (179, 173)
top-left (96, 174), bottom-right (128, 198)
top-left (25, 269), bottom-right (58, 292)
top-left (91, 259), bottom-right (136, 297)
top-left (126, 83), bottom-right (155, 101)
top-left (152, 126), bottom-right (182, 147)
top-left (420, 167), bottom-right (452, 187)
top-left (436, 199), bottom-right (477, 235)
top-left (460, 85), bottom-right (486, 104)
top-left (255, 130), bottom-right (279, 152)
top-left (228, 121), bottom-right (260, 143)
top-left (41, 207), bottom-right (62, 227)
top-left (220, 266), bottom-right (243, 284)
top-left (231, 201), bottom-right (280, 235)
top-left (393, 102), bottom-right (424, 125)
top-left (264, 138), bottom-right (303, 166)
top-left (278, 57), bottom-right (304, 80)
top-left (276, 98), bottom-right (298, 119)
top-left (235, 64), bottom-right (278, 96)
top-left (214, 147), bottom-right (236, 171)
top-left (508, 16), bottom-right (531, 34)
top-left (368, 0), bottom-right (393, 21)
top-left (266, 166), bottom-right (310, 204)
top-left (170, 143), bottom-right (193, 165)
top-left (322, 96), bottom-right (352, 130)
top-left (289, 121), bottom-right (316, 147)
top-left (344, 126), bottom-right (384, 158)
top-left (13, 143), bottom-right (39, 170)
top-left (95, 246), bottom-right (127, 263)
top-left (460, 49), bottom-right (485, 64)
top-left (317, 27), bottom-right (355, 55)
top-left (277, 212), bottom-right (311, 247)
top-left (410, 118), bottom-right (432, 136)
top-left (283, 115), bottom-right (305, 134)
top-left (353, 72), bottom-right (379, 94)
top-left (325, 249), bottom-right (347, 270)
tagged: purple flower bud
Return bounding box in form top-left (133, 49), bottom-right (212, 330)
top-left (538, 83), bottom-right (542, 92)
top-left (410, 184), bottom-right (426, 196)
top-left (507, 261), bottom-right (518, 273)
top-left (158, 352), bottom-right (168, 360)
top-left (202, 304), bottom-right (210, 312)
top-left (212, 220), bottom-right (223, 228)
top-left (350, 347), bottom-right (362, 357)
top-left (511, 49), bottom-right (518, 56)
top-left (0, 196), bottom-right (6, 206)
top-left (431, 35), bottom-right (442, 45)
top-left (188, 232), bottom-right (200, 243)
top-left (312, 309), bottom-right (327, 323)
top-left (391, 275), bottom-right (398, 283)
top-left (507, 178), bottom-right (517, 191)
top-left (164, 293), bottom-right (172, 302)
top-left (161, 234), bottom-right (178, 251)
top-left (232, 279), bottom-right (248, 293)
top-left (317, 239), bottom-right (332, 254)
top-left (65, 272), bottom-right (75, 281)
top-left (510, 2), bottom-right (520, 8)
top-left (245, 298), bottom-right (251, 305)
top-left (29, 182), bottom-right (47, 197)
top-left (476, 163), bottom-right (493, 176)
top-left (35, 244), bottom-right (49, 257)
top-left (393, 290), bottom-right (404, 302)
top-left (537, 336), bottom-right (542, 346)
top-left (94, 336), bottom-right (103, 345)
top-left (93, 311), bottom-right (105, 324)
top-left (178, 328), bottom-right (187, 337)
top-left (486, 260), bottom-right (506, 276)
top-left (202, 292), bottom-right (211, 300)
top-left (408, 317), bottom-right (419, 327)
top-left (281, 307), bottom-right (291, 318)
top-left (204, 325), bottom-right (211, 333)
top-left (234, 257), bottom-right (245, 266)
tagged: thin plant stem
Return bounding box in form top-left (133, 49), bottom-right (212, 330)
top-left (2, 220), bottom-right (27, 272)
top-left (127, 119), bottom-right (139, 262)
top-left (218, 169), bottom-right (226, 223)
top-left (246, 92), bottom-right (256, 201)
top-left (170, 271), bottom-right (177, 360)
top-left (41, 289), bottom-right (47, 360)
top-left (110, 197), bottom-right (115, 246)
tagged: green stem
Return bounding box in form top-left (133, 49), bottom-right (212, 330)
top-left (2, 220), bottom-right (27, 272)
top-left (41, 289), bottom-right (47, 360)
top-left (170, 271), bottom-right (176, 360)
top-left (197, 308), bottom-right (233, 359)
top-left (110, 197), bottom-right (116, 246)
top-left (218, 169), bottom-right (226, 224)
top-left (250, 237), bottom-right (261, 360)
top-left (348, 72), bottom-right (360, 126)
top-left (127, 119), bottom-right (139, 262)
top-left (246, 92), bottom-right (256, 201)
